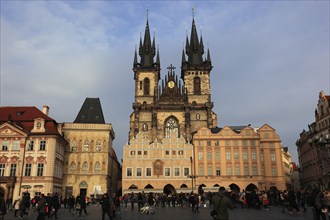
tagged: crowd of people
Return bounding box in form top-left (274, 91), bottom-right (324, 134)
top-left (0, 186), bottom-right (329, 220)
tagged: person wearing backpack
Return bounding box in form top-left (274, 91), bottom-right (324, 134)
top-left (211, 186), bottom-right (234, 220)
top-left (312, 188), bottom-right (326, 220)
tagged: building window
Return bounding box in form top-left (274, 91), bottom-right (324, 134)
top-left (261, 152), bottom-right (264, 162)
top-left (215, 151), bottom-right (220, 160)
top-left (69, 162), bottom-right (76, 174)
top-left (136, 168), bottom-right (142, 177)
top-left (270, 143), bottom-right (275, 148)
top-left (193, 77), bottom-right (201, 95)
top-left (130, 151), bottom-right (135, 155)
top-left (242, 140), bottom-right (247, 146)
top-left (96, 140), bottom-right (102, 151)
top-left (251, 151), bottom-right (256, 160)
top-left (271, 154), bottom-right (276, 162)
top-left (251, 140), bottom-right (256, 146)
top-left (272, 168), bottom-right (278, 176)
top-left (10, 164), bottom-right (17, 176)
top-left (243, 152), bottom-right (248, 160)
top-left (2, 141), bottom-right (8, 151)
top-left (207, 152), bottom-right (212, 160)
top-left (37, 163), bottom-right (44, 176)
top-left (244, 166), bottom-right (249, 176)
top-left (138, 151), bottom-right (142, 155)
top-left (165, 151), bottom-right (169, 155)
top-left (252, 166), bottom-right (258, 176)
top-left (174, 168), bottom-right (180, 176)
top-left (146, 168), bottom-right (152, 177)
top-left (215, 141), bottom-right (219, 146)
top-left (144, 151), bottom-right (147, 155)
top-left (233, 140), bottom-right (238, 146)
top-left (178, 150), bottom-right (184, 155)
top-left (196, 113), bottom-right (200, 120)
top-left (199, 165), bottom-right (204, 176)
top-left (94, 162), bottom-right (101, 174)
top-left (0, 164), bottom-right (5, 176)
top-left (12, 141), bottom-right (20, 151)
top-left (127, 168), bottom-right (132, 177)
top-left (198, 152), bottom-right (203, 160)
top-left (172, 150), bottom-right (176, 155)
top-left (28, 141), bottom-right (34, 151)
top-left (71, 141), bottom-right (77, 151)
top-left (207, 141), bottom-right (211, 146)
top-left (165, 168), bottom-right (171, 177)
top-left (234, 152), bottom-right (239, 160)
top-left (216, 167), bottom-right (221, 176)
top-left (83, 140), bottom-right (89, 151)
top-left (225, 140), bottom-right (230, 146)
top-left (264, 133), bottom-right (269, 138)
top-left (226, 152), bottom-right (231, 160)
top-left (39, 140), bottom-right (46, 151)
top-left (227, 167), bottom-right (232, 176)
top-left (82, 162), bottom-right (88, 174)
top-left (165, 117), bottom-right (179, 138)
top-left (144, 78), bottom-right (150, 95)
top-left (208, 166), bottom-right (212, 176)
top-left (25, 164), bottom-right (32, 176)
top-left (184, 167), bottom-right (190, 176)
top-left (235, 167), bottom-right (240, 176)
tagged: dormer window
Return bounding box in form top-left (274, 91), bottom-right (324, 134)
top-left (37, 122), bottom-right (42, 128)
top-left (32, 118), bottom-right (45, 133)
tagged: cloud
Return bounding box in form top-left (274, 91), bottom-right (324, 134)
top-left (1, 1), bottom-right (329, 164)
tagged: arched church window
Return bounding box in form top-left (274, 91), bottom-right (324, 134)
top-left (71, 140), bottom-right (77, 152)
top-left (94, 162), bottom-right (101, 174)
top-left (143, 123), bottom-right (148, 131)
top-left (82, 162), bottom-right (88, 174)
top-left (83, 140), bottom-right (89, 151)
top-left (144, 78), bottom-right (150, 95)
top-left (69, 162), bottom-right (76, 174)
top-left (96, 140), bottom-right (102, 152)
top-left (194, 77), bottom-right (201, 95)
top-left (165, 117), bottom-right (179, 138)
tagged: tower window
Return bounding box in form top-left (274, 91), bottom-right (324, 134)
top-left (193, 77), bottom-right (201, 95)
top-left (144, 78), bottom-right (150, 95)
top-left (165, 117), bottom-right (179, 138)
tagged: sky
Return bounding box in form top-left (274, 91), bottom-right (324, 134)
top-left (1, 1), bottom-right (329, 164)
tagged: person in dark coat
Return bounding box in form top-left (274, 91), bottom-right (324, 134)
top-left (36, 194), bottom-right (47, 220)
top-left (0, 193), bottom-right (7, 220)
top-left (50, 193), bottom-right (60, 219)
top-left (100, 193), bottom-right (113, 220)
top-left (211, 186), bottom-right (234, 220)
top-left (78, 194), bottom-right (88, 216)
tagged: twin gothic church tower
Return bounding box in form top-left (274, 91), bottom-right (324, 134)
top-left (129, 14), bottom-right (217, 143)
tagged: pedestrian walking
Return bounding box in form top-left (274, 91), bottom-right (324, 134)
top-left (13, 196), bottom-right (21, 217)
top-left (129, 192), bottom-right (135, 210)
top-left (211, 186), bottom-right (234, 220)
top-left (0, 193), bottom-right (7, 220)
top-left (50, 192), bottom-right (60, 219)
top-left (78, 194), bottom-right (88, 216)
top-left (36, 194), bottom-right (47, 220)
top-left (100, 193), bottom-right (113, 220)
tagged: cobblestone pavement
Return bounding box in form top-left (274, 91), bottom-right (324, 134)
top-left (3, 204), bottom-right (314, 220)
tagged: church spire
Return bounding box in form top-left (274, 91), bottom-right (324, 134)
top-left (137, 11), bottom-right (157, 69)
top-left (187, 18), bottom-right (203, 65)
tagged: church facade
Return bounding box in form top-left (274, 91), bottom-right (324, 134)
top-left (122, 14), bottom-right (217, 194)
top-left (122, 13), bottom-right (290, 194)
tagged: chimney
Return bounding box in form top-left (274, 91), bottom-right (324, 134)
top-left (42, 105), bottom-right (49, 116)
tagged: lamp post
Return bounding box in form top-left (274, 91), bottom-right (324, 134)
top-left (190, 156), bottom-right (194, 193)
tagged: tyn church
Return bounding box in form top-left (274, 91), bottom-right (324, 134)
top-left (123, 13), bottom-right (217, 194)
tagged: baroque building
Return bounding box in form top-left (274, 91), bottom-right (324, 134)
top-left (296, 91), bottom-right (330, 190)
top-left (61, 98), bottom-right (118, 197)
top-left (192, 125), bottom-right (287, 192)
top-left (0, 106), bottom-right (66, 201)
top-left (123, 14), bottom-right (217, 194)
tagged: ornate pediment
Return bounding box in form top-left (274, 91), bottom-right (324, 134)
top-left (0, 123), bottom-right (26, 137)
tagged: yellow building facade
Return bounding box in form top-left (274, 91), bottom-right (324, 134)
top-left (192, 125), bottom-right (287, 192)
top-left (0, 106), bottom-right (66, 201)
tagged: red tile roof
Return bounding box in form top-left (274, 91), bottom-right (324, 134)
top-left (0, 106), bottom-right (60, 135)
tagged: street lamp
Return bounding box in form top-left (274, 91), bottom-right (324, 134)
top-left (189, 156), bottom-right (195, 193)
